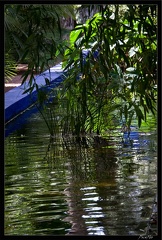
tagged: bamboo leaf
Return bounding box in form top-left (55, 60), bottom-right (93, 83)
top-left (70, 28), bottom-right (83, 45)
top-left (22, 85), bottom-right (35, 94)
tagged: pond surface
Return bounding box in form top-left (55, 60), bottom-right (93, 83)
top-left (5, 107), bottom-right (157, 236)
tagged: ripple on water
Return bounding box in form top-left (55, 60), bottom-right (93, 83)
top-left (5, 111), bottom-right (157, 236)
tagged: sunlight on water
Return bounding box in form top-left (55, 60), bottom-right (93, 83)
top-left (5, 110), bottom-right (157, 236)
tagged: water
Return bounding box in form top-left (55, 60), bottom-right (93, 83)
top-left (4, 108), bottom-right (157, 236)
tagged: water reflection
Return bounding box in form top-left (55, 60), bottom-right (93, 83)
top-left (5, 111), bottom-right (157, 236)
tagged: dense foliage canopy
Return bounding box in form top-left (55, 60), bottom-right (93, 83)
top-left (4, 4), bottom-right (75, 81)
top-left (5, 4), bottom-right (158, 136)
top-left (60, 4), bottom-right (157, 136)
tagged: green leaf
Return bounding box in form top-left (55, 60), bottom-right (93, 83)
top-left (70, 28), bottom-right (83, 45)
top-left (124, 105), bottom-right (128, 120)
top-left (118, 47), bottom-right (129, 66)
top-left (138, 22), bottom-right (141, 35)
top-left (133, 104), bottom-right (144, 128)
top-left (45, 78), bottom-right (50, 85)
top-left (21, 69), bottom-right (33, 84)
top-left (20, 49), bottom-right (29, 61)
top-left (22, 85), bottom-right (35, 94)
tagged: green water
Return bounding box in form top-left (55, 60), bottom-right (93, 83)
top-left (5, 110), bottom-right (157, 236)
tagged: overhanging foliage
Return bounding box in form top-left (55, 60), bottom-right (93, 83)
top-left (59, 4), bottom-right (157, 135)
